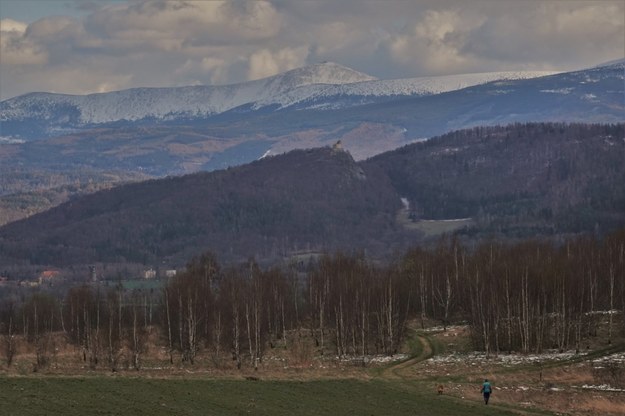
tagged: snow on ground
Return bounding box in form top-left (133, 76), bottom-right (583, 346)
top-left (584, 309), bottom-right (620, 316)
top-left (337, 354), bottom-right (409, 364)
top-left (0, 136), bottom-right (25, 144)
top-left (366, 354), bottom-right (409, 364)
top-left (422, 324), bottom-right (468, 333)
top-left (540, 87), bottom-right (574, 94)
top-left (1, 64), bottom-right (558, 126)
top-left (578, 384), bottom-right (625, 392)
top-left (591, 352), bottom-right (625, 364)
top-left (428, 350), bottom-right (585, 366)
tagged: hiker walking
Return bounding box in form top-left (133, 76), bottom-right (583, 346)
top-left (480, 379), bottom-right (492, 404)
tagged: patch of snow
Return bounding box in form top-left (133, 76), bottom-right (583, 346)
top-left (422, 325), bottom-right (468, 333)
top-left (367, 354), bottom-right (409, 363)
top-left (0, 64), bottom-right (558, 127)
top-left (584, 309), bottom-right (620, 316)
top-left (400, 198), bottom-right (410, 210)
top-left (579, 384), bottom-right (625, 392)
top-left (540, 88), bottom-right (574, 94)
top-left (490, 89), bottom-right (514, 95)
top-left (336, 354), bottom-right (408, 364)
top-left (0, 136), bottom-right (25, 144)
top-left (429, 350), bottom-right (584, 365)
top-left (591, 352), bottom-right (625, 363)
top-left (594, 58), bottom-right (625, 68)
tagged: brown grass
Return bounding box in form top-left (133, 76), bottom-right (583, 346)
top-left (2, 322), bottom-right (624, 416)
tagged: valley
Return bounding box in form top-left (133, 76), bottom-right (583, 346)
top-left (0, 53), bottom-right (624, 416)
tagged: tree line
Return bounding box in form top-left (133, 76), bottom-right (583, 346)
top-left (1, 229), bottom-right (624, 369)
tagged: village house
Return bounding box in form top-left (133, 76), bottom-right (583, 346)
top-left (38, 270), bottom-right (60, 285)
top-left (143, 268), bottom-right (157, 279)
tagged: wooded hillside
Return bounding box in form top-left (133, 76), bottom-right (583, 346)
top-left (0, 122), bottom-right (623, 275)
top-left (366, 122), bottom-right (625, 237)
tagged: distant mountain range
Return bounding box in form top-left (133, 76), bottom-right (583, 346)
top-left (0, 123), bottom-right (623, 275)
top-left (1, 62), bottom-right (556, 138)
top-left (0, 60), bottom-right (622, 231)
top-left (0, 61), bottom-right (623, 178)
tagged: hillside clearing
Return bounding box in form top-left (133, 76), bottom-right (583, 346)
top-left (396, 206), bottom-right (474, 236)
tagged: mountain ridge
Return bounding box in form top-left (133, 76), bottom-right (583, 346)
top-left (0, 60), bottom-right (621, 225)
top-left (0, 123), bottom-right (623, 275)
top-left (0, 61), bottom-right (557, 138)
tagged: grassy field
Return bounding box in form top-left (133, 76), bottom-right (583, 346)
top-left (3, 326), bottom-right (622, 415)
top-left (0, 376), bottom-right (550, 416)
top-left (395, 208), bottom-right (473, 237)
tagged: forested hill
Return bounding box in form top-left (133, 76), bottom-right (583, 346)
top-left (0, 122), bottom-right (624, 272)
top-left (0, 146), bottom-right (403, 268)
top-left (364, 122), bottom-right (625, 238)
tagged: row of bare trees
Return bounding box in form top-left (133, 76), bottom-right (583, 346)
top-left (161, 252), bottom-right (411, 368)
top-left (308, 254), bottom-right (410, 358)
top-left (0, 284), bottom-right (154, 370)
top-left (402, 230), bottom-right (625, 355)
top-left (1, 229), bottom-right (624, 369)
top-left (162, 252), bottom-right (299, 369)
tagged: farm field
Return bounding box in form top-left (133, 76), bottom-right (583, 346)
top-left (2, 325), bottom-right (624, 416)
top-left (0, 376), bottom-right (550, 416)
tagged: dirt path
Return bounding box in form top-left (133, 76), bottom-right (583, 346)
top-left (379, 334), bottom-right (562, 416)
top-left (381, 333), bottom-right (433, 380)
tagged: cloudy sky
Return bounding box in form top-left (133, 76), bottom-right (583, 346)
top-left (0, 0), bottom-right (623, 100)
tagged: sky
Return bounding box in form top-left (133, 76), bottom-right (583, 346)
top-left (0, 0), bottom-right (623, 100)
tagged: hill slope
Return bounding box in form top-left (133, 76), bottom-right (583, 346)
top-left (364, 122), bottom-right (625, 239)
top-left (0, 123), bottom-right (623, 273)
top-left (0, 61), bottom-right (621, 182)
top-left (0, 146), bottom-right (402, 268)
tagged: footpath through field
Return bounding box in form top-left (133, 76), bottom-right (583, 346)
top-left (378, 331), bottom-right (561, 416)
top-left (381, 333), bottom-right (434, 380)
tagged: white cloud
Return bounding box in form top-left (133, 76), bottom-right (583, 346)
top-left (84, 1), bottom-right (282, 51)
top-left (385, 2), bottom-right (625, 74)
top-left (0, 18), bottom-right (48, 65)
top-left (0, 18), bottom-right (28, 33)
top-left (0, 0), bottom-right (623, 100)
top-left (390, 10), bottom-right (483, 74)
top-left (248, 47), bottom-right (308, 80)
top-left (175, 56), bottom-right (234, 85)
top-left (462, 3), bottom-right (625, 68)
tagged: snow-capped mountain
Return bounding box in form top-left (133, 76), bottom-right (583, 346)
top-left (0, 62), bottom-right (556, 140)
top-left (0, 59), bottom-right (622, 179)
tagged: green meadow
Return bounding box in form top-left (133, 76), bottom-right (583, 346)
top-left (0, 376), bottom-right (554, 416)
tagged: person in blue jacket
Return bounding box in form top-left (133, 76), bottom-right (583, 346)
top-left (481, 379), bottom-right (492, 404)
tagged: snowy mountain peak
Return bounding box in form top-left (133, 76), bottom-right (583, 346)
top-left (594, 58), bottom-right (625, 68)
top-left (1, 61), bottom-right (590, 135)
top-left (272, 62), bottom-right (377, 86)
